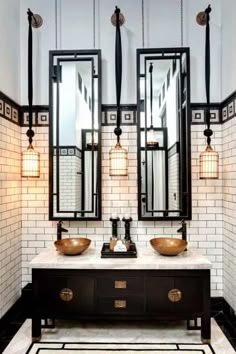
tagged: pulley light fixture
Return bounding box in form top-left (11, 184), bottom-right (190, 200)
top-left (109, 7), bottom-right (128, 176)
top-left (198, 5), bottom-right (219, 179)
top-left (22, 9), bottom-right (42, 178)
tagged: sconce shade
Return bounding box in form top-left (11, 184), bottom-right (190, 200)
top-left (22, 143), bottom-right (40, 177)
top-left (199, 145), bottom-right (219, 179)
top-left (146, 127), bottom-right (159, 148)
top-left (109, 142), bottom-right (128, 176)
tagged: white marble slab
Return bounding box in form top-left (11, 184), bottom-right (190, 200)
top-left (30, 246), bottom-right (211, 270)
top-left (2, 319), bottom-right (235, 354)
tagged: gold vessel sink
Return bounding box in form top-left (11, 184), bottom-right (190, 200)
top-left (54, 237), bottom-right (91, 256)
top-left (150, 237), bottom-right (187, 256)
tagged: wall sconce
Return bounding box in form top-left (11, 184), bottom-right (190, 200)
top-left (109, 7), bottom-right (128, 176)
top-left (198, 5), bottom-right (219, 179)
top-left (22, 9), bottom-right (42, 178)
top-left (146, 63), bottom-right (159, 148)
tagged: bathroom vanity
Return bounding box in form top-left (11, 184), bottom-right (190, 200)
top-left (30, 247), bottom-right (211, 343)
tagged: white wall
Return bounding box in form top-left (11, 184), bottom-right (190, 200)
top-left (19, 0), bottom-right (222, 106)
top-left (221, 0), bottom-right (236, 99)
top-left (0, 0), bottom-right (20, 102)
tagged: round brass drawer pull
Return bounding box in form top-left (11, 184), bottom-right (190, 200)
top-left (168, 289), bottom-right (182, 302)
top-left (59, 288), bottom-right (73, 302)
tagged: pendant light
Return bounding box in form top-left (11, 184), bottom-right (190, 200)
top-left (198, 5), bottom-right (219, 179)
top-left (22, 9), bottom-right (41, 178)
top-left (146, 63), bottom-right (159, 148)
top-left (109, 7), bottom-right (128, 176)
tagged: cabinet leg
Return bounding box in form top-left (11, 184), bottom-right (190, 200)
top-left (201, 314), bottom-right (211, 344)
top-left (32, 316), bottom-right (41, 342)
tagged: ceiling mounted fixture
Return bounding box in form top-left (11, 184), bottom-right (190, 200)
top-left (109, 7), bottom-right (128, 176)
top-left (22, 9), bottom-right (42, 178)
top-left (198, 5), bottom-right (219, 179)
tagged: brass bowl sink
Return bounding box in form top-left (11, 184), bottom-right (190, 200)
top-left (150, 237), bottom-right (187, 256)
top-left (54, 237), bottom-right (91, 256)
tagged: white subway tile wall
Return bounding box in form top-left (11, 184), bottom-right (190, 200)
top-left (0, 117), bottom-right (21, 318)
top-left (20, 124), bottom-right (224, 298)
top-left (222, 118), bottom-right (236, 311)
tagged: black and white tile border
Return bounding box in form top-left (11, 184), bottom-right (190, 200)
top-left (53, 146), bottom-right (82, 158)
top-left (1, 90), bottom-right (236, 127)
top-left (21, 106), bottom-right (49, 127)
top-left (0, 91), bottom-right (21, 125)
top-left (191, 104), bottom-right (221, 124)
top-left (102, 105), bottom-right (137, 125)
top-left (221, 91), bottom-right (236, 123)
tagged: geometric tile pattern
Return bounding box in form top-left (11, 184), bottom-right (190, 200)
top-left (191, 108), bottom-right (220, 124)
top-left (21, 107), bottom-right (49, 127)
top-left (102, 105), bottom-right (136, 125)
top-left (0, 91), bottom-right (21, 125)
top-left (221, 91), bottom-right (236, 123)
top-left (53, 146), bottom-right (82, 158)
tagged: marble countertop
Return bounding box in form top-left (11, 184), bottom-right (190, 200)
top-left (30, 245), bottom-right (212, 270)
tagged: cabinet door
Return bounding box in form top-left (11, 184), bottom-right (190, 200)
top-left (37, 274), bottom-right (95, 317)
top-left (146, 277), bottom-right (173, 314)
top-left (145, 276), bottom-right (204, 315)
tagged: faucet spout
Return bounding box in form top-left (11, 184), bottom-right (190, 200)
top-left (57, 220), bottom-right (68, 241)
top-left (177, 220), bottom-right (187, 244)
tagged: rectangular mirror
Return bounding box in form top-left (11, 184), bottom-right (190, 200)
top-left (137, 48), bottom-right (191, 220)
top-left (49, 50), bottom-right (101, 220)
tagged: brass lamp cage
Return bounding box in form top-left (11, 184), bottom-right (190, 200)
top-left (22, 144), bottom-right (40, 177)
top-left (109, 142), bottom-right (128, 176)
top-left (199, 145), bottom-right (219, 179)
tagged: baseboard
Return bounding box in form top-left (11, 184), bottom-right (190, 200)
top-left (0, 296), bottom-right (23, 332)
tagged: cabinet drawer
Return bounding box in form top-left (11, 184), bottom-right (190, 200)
top-left (97, 276), bottom-right (144, 296)
top-left (146, 276), bottom-right (203, 315)
top-left (97, 296), bottom-right (144, 314)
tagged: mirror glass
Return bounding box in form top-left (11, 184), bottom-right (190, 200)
top-left (49, 50), bottom-right (101, 220)
top-left (137, 48), bottom-right (191, 220)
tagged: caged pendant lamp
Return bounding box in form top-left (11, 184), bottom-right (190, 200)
top-left (109, 7), bottom-right (128, 176)
top-left (22, 9), bottom-right (42, 178)
top-left (198, 5), bottom-right (219, 179)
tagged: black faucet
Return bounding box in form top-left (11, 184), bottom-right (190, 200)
top-left (57, 220), bottom-right (68, 240)
top-left (122, 217), bottom-right (132, 241)
top-left (177, 219), bottom-right (187, 243)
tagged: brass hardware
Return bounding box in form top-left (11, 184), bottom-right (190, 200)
top-left (59, 288), bottom-right (73, 302)
top-left (201, 338), bottom-right (211, 344)
top-left (111, 12), bottom-right (125, 27)
top-left (196, 11), bottom-right (207, 26)
top-left (114, 280), bottom-right (127, 289)
top-left (168, 289), bottom-right (182, 302)
top-left (114, 300), bottom-right (126, 308)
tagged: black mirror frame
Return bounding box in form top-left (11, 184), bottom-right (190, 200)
top-left (48, 49), bottom-right (102, 221)
top-left (136, 47), bottom-right (192, 221)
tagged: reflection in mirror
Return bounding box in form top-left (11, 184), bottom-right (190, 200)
top-left (137, 48), bottom-right (191, 220)
top-left (49, 50), bottom-right (101, 220)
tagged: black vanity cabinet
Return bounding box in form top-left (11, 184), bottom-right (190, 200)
top-left (32, 268), bottom-right (210, 343)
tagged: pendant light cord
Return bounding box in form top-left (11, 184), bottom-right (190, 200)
top-left (204, 5), bottom-right (212, 145)
top-left (180, 0), bottom-right (183, 47)
top-left (27, 8), bottom-right (34, 144)
top-left (149, 63), bottom-right (153, 127)
top-left (115, 6), bottom-right (122, 143)
top-left (141, 0), bottom-right (144, 48)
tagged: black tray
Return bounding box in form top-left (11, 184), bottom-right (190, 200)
top-left (101, 242), bottom-right (137, 258)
